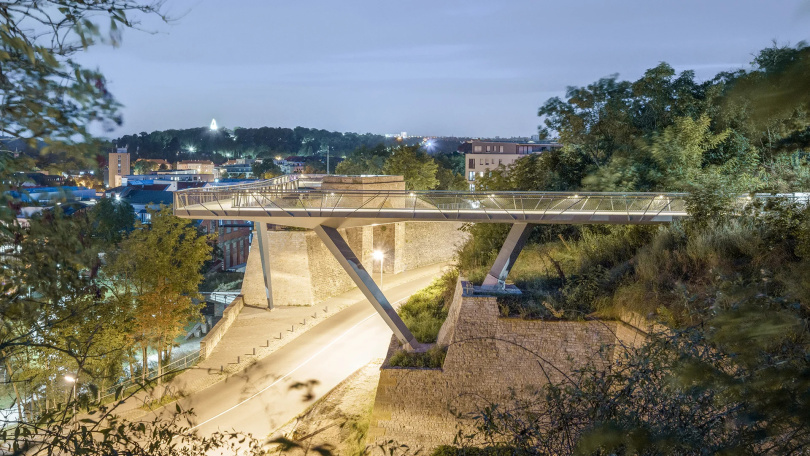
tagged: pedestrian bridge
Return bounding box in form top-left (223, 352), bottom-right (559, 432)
top-left (175, 176), bottom-right (691, 228)
top-left (173, 175), bottom-right (793, 351)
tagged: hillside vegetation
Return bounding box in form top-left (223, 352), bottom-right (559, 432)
top-left (442, 43), bottom-right (810, 455)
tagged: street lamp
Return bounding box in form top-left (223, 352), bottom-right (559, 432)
top-left (373, 250), bottom-right (384, 288)
top-left (65, 375), bottom-right (77, 429)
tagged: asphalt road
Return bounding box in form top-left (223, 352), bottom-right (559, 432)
top-left (150, 273), bottom-right (437, 441)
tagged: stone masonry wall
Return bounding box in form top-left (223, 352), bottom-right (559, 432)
top-left (241, 235), bottom-right (267, 306)
top-left (402, 221), bottom-right (468, 271)
top-left (368, 278), bottom-right (647, 451)
top-left (306, 227), bottom-right (369, 304)
top-left (241, 220), bottom-right (468, 306)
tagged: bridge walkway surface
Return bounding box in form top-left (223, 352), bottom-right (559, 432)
top-left (114, 262), bottom-right (448, 422)
top-left (175, 187), bottom-right (693, 228)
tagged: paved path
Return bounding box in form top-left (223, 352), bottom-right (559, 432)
top-left (143, 266), bottom-right (444, 442)
top-left (116, 262), bottom-right (448, 421)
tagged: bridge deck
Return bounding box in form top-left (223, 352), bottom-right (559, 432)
top-left (174, 186), bottom-right (692, 228)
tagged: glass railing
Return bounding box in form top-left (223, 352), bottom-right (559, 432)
top-left (174, 185), bottom-right (807, 222)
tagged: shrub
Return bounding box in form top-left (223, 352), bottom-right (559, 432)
top-left (399, 269), bottom-right (458, 343)
top-left (388, 345), bottom-right (447, 369)
top-left (199, 271), bottom-right (244, 292)
top-left (432, 446), bottom-right (529, 456)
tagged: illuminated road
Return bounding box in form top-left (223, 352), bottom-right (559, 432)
top-left (149, 273), bottom-right (437, 440)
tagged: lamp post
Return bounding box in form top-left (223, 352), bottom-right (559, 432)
top-left (64, 375), bottom-right (77, 429)
top-left (373, 250), bottom-right (384, 288)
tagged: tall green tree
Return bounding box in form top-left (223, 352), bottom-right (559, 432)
top-left (252, 159), bottom-right (282, 178)
top-left (383, 145), bottom-right (440, 190)
top-left (335, 143), bottom-right (390, 175)
top-left (0, 3), bottom-right (264, 453)
top-left (111, 206), bottom-right (212, 387)
top-left (89, 197), bottom-right (136, 244)
top-left (132, 159), bottom-right (159, 175)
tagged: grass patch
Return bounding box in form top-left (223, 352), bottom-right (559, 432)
top-left (399, 269), bottom-right (458, 343)
top-left (388, 345), bottom-right (447, 369)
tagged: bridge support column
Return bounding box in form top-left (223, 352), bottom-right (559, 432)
top-left (255, 222), bottom-right (274, 309)
top-left (481, 223), bottom-right (536, 291)
top-left (313, 225), bottom-right (419, 351)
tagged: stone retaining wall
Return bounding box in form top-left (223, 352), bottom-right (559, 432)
top-left (368, 279), bottom-right (647, 451)
top-left (199, 295), bottom-right (244, 360)
top-left (241, 222), bottom-right (469, 307)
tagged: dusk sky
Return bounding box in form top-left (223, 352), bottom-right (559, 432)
top-left (80, 0), bottom-right (810, 139)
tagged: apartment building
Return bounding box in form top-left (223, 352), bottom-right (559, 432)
top-left (107, 149), bottom-right (130, 188)
top-left (176, 160), bottom-right (215, 175)
top-left (200, 219), bottom-right (253, 271)
top-left (464, 141), bottom-right (561, 190)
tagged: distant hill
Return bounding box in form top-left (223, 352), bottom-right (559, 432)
top-left (111, 126), bottom-right (401, 164)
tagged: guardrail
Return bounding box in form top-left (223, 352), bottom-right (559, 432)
top-left (98, 349), bottom-right (201, 403)
top-left (200, 291), bottom-right (241, 305)
top-left (176, 188), bottom-right (691, 218)
top-left (174, 182), bottom-right (809, 225)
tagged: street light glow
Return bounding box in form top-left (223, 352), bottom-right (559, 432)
top-left (373, 250), bottom-right (384, 261)
top-left (64, 375), bottom-right (76, 383)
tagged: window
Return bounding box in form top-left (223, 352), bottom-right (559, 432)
top-left (499, 159), bottom-right (502, 165)
top-left (468, 171), bottom-right (475, 181)
top-left (485, 159), bottom-right (489, 165)
top-left (479, 171), bottom-right (484, 177)
top-left (500, 146), bottom-right (504, 152)
top-left (468, 158), bottom-right (475, 169)
top-left (486, 146), bottom-right (491, 152)
top-left (479, 159), bottom-right (483, 165)
top-left (474, 145), bottom-right (482, 152)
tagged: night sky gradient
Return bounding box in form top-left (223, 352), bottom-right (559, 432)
top-left (79, 0), bottom-right (810, 138)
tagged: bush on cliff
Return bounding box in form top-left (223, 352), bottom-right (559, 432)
top-left (399, 269), bottom-right (458, 343)
top-left (388, 345), bottom-right (448, 369)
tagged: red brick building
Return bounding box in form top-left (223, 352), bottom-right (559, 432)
top-left (200, 219), bottom-right (253, 271)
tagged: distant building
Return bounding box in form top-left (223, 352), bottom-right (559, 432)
top-left (199, 219), bottom-right (253, 271)
top-left (464, 140), bottom-right (562, 190)
top-left (115, 187), bottom-right (174, 223)
top-left (223, 158), bottom-right (255, 166)
top-left (19, 172), bottom-right (64, 187)
top-left (121, 170), bottom-right (214, 189)
top-left (108, 149), bottom-right (130, 188)
top-left (9, 186), bottom-right (96, 204)
top-left (274, 156), bottom-right (306, 174)
top-left (176, 160), bottom-right (215, 175)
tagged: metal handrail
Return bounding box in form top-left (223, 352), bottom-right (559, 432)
top-left (173, 183), bottom-right (808, 224)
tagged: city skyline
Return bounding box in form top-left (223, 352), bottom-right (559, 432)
top-left (80, 0), bottom-right (810, 138)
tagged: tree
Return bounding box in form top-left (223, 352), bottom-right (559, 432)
top-left (89, 197), bottom-right (136, 244)
top-left (133, 159), bottom-right (159, 175)
top-left (383, 145), bottom-right (440, 190)
top-left (435, 167), bottom-right (468, 191)
top-left (252, 159), bottom-right (282, 178)
top-left (111, 206), bottom-right (212, 387)
top-left (0, 3), bottom-right (267, 453)
top-left (335, 144), bottom-right (390, 175)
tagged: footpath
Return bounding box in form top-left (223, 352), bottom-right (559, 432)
top-left (114, 262), bottom-right (450, 421)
